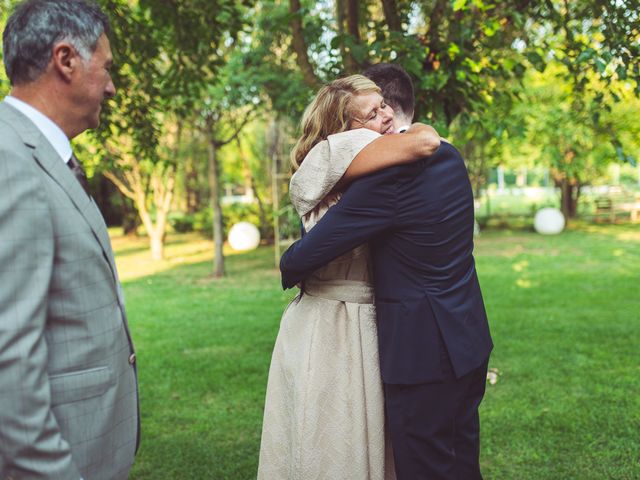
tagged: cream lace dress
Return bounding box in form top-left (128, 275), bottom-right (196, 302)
top-left (257, 129), bottom-right (396, 480)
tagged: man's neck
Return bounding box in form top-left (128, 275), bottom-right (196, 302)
top-left (10, 81), bottom-right (76, 139)
top-left (393, 113), bottom-right (413, 132)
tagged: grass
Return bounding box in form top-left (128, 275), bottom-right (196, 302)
top-left (116, 224), bottom-right (640, 479)
top-left (473, 224), bottom-right (640, 479)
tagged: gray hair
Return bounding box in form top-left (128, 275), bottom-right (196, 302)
top-left (2, 0), bottom-right (110, 85)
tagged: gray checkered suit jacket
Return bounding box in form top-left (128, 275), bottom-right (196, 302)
top-left (0, 102), bottom-right (139, 479)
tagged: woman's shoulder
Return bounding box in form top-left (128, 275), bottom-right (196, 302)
top-left (290, 129), bottom-right (381, 216)
top-left (326, 128), bottom-right (380, 156)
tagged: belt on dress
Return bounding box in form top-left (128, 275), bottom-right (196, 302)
top-left (303, 279), bottom-right (374, 304)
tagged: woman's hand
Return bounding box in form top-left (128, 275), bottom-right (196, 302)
top-left (335, 124), bottom-right (441, 190)
top-left (405, 123), bottom-right (441, 157)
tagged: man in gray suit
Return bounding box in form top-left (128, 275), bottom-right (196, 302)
top-left (0, 1), bottom-right (139, 478)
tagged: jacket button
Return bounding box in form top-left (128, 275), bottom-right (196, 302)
top-left (128, 353), bottom-right (136, 365)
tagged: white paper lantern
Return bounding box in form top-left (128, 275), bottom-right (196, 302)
top-left (228, 222), bottom-right (260, 251)
top-left (534, 208), bottom-right (565, 235)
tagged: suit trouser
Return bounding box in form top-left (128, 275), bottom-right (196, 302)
top-left (384, 350), bottom-right (489, 480)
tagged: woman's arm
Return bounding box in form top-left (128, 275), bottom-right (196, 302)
top-left (337, 123), bottom-right (440, 188)
top-left (289, 125), bottom-right (439, 217)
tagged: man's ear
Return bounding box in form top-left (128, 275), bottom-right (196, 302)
top-left (51, 42), bottom-right (80, 82)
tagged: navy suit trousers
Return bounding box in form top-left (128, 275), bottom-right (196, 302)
top-left (384, 340), bottom-right (489, 480)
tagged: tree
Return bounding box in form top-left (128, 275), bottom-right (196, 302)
top-left (143, 0), bottom-right (257, 276)
top-left (200, 100), bottom-right (256, 277)
top-left (93, 0), bottom-right (251, 263)
top-left (184, 30), bottom-right (261, 277)
top-left (101, 118), bottom-right (180, 260)
top-left (88, 0), bottom-right (173, 260)
top-left (499, 66), bottom-right (639, 220)
top-left (522, 0), bottom-right (639, 217)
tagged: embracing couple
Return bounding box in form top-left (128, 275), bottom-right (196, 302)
top-left (258, 65), bottom-right (493, 480)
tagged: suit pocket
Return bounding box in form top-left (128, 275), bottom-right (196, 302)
top-left (49, 366), bottom-right (114, 406)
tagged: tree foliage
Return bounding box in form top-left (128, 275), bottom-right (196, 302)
top-left (2, 0), bottom-right (638, 261)
top-left (250, 0), bottom-right (639, 136)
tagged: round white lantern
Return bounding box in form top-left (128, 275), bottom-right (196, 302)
top-left (228, 222), bottom-right (260, 251)
top-left (534, 208), bottom-right (565, 235)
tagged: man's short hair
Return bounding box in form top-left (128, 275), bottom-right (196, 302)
top-left (2, 0), bottom-right (110, 86)
top-left (363, 63), bottom-right (415, 119)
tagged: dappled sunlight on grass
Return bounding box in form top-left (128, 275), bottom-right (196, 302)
top-left (615, 230), bottom-right (640, 242)
top-left (474, 234), bottom-right (530, 257)
top-left (515, 278), bottom-right (536, 288)
top-left (112, 233), bottom-right (212, 281)
top-left (474, 233), bottom-right (569, 258)
top-left (510, 260), bottom-right (536, 288)
top-left (567, 221), bottom-right (640, 242)
top-left (474, 224), bottom-right (639, 479)
top-left (512, 260), bottom-right (529, 272)
top-left (110, 231), bottom-right (259, 282)
top-left (475, 221), bottom-right (640, 262)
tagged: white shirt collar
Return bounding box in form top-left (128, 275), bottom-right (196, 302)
top-left (4, 96), bottom-right (73, 164)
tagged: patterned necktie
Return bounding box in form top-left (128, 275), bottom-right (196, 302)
top-left (67, 153), bottom-right (90, 196)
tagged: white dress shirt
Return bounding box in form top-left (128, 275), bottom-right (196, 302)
top-left (3, 95), bottom-right (72, 164)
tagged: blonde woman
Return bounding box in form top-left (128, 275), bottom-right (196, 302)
top-left (257, 75), bottom-right (440, 479)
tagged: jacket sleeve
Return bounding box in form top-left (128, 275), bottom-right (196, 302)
top-left (280, 167), bottom-right (398, 289)
top-left (0, 142), bottom-right (81, 479)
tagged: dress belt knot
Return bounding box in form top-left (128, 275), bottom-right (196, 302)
top-left (304, 279), bottom-right (374, 304)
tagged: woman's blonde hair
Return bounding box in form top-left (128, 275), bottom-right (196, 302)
top-left (290, 74), bottom-right (381, 170)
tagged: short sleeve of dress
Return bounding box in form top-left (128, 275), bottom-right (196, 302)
top-left (289, 128), bottom-right (380, 217)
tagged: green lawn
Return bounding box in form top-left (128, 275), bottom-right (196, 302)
top-left (116, 224), bottom-right (640, 479)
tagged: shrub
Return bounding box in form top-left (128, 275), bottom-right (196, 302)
top-left (169, 212), bottom-right (195, 233)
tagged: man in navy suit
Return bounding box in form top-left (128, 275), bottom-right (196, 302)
top-left (280, 64), bottom-right (493, 479)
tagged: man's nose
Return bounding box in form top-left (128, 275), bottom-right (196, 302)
top-left (105, 78), bottom-right (116, 99)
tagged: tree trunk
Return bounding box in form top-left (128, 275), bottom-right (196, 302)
top-left (121, 197), bottom-right (140, 236)
top-left (151, 192), bottom-right (171, 261)
top-left (184, 152), bottom-right (199, 214)
top-left (237, 138), bottom-right (270, 242)
top-left (104, 162), bottom-right (175, 261)
top-left (559, 178), bottom-right (579, 220)
top-left (381, 0), bottom-right (401, 31)
top-left (149, 228), bottom-right (164, 260)
top-left (252, 175), bottom-right (270, 242)
top-left (289, 0), bottom-right (321, 89)
top-left (336, 0), bottom-right (359, 73)
top-left (207, 134), bottom-right (225, 278)
top-left (135, 200), bottom-right (163, 260)
top-left (346, 0), bottom-right (360, 40)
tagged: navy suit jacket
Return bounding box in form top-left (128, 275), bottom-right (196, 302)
top-left (280, 142), bottom-right (492, 384)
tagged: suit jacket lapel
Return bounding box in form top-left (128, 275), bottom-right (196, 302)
top-left (0, 103), bottom-right (119, 283)
top-left (35, 140), bottom-right (118, 277)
